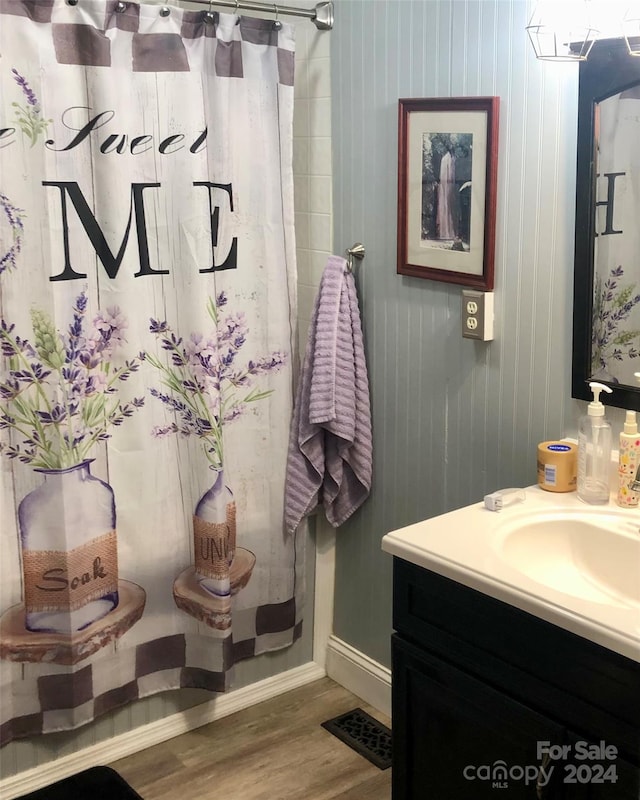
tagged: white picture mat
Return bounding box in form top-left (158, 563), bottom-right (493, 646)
top-left (406, 109), bottom-right (488, 276)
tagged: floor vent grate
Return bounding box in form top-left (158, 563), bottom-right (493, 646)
top-left (321, 707), bottom-right (392, 770)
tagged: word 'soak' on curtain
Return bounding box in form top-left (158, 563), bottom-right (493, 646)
top-left (0, 0), bottom-right (300, 746)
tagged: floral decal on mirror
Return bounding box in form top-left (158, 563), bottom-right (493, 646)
top-left (591, 265), bottom-right (640, 382)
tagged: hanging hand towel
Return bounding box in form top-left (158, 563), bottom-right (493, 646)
top-left (284, 255), bottom-right (372, 533)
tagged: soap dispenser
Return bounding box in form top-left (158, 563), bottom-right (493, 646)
top-left (577, 382), bottom-right (613, 505)
top-left (617, 410), bottom-right (640, 508)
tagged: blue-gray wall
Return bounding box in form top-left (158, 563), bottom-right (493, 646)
top-left (331, 0), bottom-right (623, 668)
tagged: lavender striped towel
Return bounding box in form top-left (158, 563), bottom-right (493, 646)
top-left (284, 255), bottom-right (372, 533)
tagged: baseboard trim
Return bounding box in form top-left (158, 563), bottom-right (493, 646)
top-left (326, 635), bottom-right (391, 719)
top-left (0, 661), bottom-right (325, 800)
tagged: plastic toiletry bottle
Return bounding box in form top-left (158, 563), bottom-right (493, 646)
top-left (577, 382), bottom-right (613, 505)
top-left (617, 410), bottom-right (640, 508)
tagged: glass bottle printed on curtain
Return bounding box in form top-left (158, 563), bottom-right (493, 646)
top-left (19, 460), bottom-right (119, 634)
top-left (193, 469), bottom-right (236, 599)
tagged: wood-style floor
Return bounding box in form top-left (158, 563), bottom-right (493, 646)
top-left (111, 678), bottom-right (392, 800)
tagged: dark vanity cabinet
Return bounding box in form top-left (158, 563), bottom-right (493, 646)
top-left (391, 558), bottom-right (640, 799)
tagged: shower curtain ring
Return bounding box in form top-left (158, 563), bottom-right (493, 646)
top-left (273, 3), bottom-right (282, 29)
top-left (205, 0), bottom-right (215, 23)
top-left (235, 0), bottom-right (240, 23)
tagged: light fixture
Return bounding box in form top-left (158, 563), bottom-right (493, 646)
top-left (526, 0), bottom-right (600, 61)
top-left (622, 5), bottom-right (640, 55)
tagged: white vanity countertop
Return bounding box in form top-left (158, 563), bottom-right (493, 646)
top-left (381, 486), bottom-right (640, 663)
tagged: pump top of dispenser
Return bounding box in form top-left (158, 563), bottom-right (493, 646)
top-left (623, 410), bottom-right (638, 435)
top-left (587, 381), bottom-right (613, 417)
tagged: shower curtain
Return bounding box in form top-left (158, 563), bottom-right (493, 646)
top-left (0, 0), bottom-right (300, 746)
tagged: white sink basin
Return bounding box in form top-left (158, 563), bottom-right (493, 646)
top-left (382, 486), bottom-right (640, 661)
top-left (496, 510), bottom-right (640, 606)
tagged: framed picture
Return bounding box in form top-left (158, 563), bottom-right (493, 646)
top-left (397, 96), bottom-right (499, 290)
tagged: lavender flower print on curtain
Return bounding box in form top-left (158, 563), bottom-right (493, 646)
top-left (144, 294), bottom-right (287, 622)
top-left (0, 194), bottom-right (25, 275)
top-left (0, 291), bottom-right (145, 469)
top-left (0, 292), bottom-right (145, 646)
top-left (145, 293), bottom-right (286, 471)
top-left (11, 68), bottom-right (51, 147)
top-left (0, 0), bottom-right (299, 747)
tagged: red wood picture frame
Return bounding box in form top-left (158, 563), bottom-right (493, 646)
top-left (397, 96), bottom-right (499, 291)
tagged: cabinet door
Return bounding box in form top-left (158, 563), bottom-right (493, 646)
top-left (557, 733), bottom-right (639, 800)
top-left (393, 634), bottom-right (566, 799)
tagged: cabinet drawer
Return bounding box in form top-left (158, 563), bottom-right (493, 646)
top-left (393, 558), bottom-right (640, 760)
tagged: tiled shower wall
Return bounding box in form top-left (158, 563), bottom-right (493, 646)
top-left (0, 12), bottom-right (332, 781)
top-left (294, 22), bottom-right (334, 350)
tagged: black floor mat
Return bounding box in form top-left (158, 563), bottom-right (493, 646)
top-left (17, 766), bottom-right (143, 800)
top-left (321, 707), bottom-right (392, 770)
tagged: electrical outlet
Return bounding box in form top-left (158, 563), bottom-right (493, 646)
top-left (462, 290), bottom-right (494, 341)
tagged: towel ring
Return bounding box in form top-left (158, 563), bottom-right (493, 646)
top-left (346, 242), bottom-right (365, 273)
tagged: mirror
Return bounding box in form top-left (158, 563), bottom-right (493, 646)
top-left (573, 39), bottom-right (640, 412)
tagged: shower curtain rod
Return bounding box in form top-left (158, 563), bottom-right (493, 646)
top-left (184, 0), bottom-right (333, 29)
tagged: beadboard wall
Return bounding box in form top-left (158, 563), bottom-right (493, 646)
top-left (0, 13), bottom-right (332, 781)
top-left (330, 0), bottom-right (625, 669)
